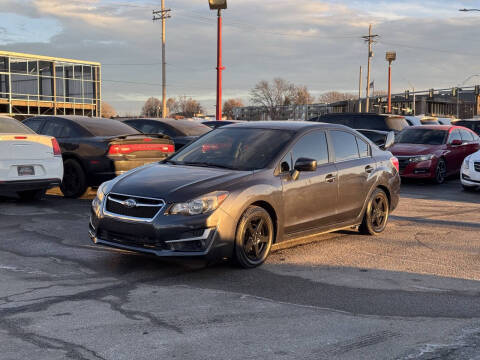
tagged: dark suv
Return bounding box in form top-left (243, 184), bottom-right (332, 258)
top-left (309, 113), bottom-right (409, 132)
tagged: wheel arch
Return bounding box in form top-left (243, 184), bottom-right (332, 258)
top-left (249, 200), bottom-right (279, 244)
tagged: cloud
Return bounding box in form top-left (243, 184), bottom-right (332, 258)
top-left (1, 0), bottom-right (480, 114)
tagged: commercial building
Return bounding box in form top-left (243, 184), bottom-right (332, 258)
top-left (233, 86), bottom-right (480, 121)
top-left (0, 51), bottom-right (101, 118)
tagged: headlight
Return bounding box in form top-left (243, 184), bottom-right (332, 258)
top-left (169, 191), bottom-right (229, 216)
top-left (410, 154), bottom-right (434, 162)
top-left (92, 181), bottom-right (112, 213)
top-left (463, 155), bottom-right (472, 169)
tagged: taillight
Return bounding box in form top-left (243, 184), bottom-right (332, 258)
top-left (14, 136), bottom-right (27, 139)
top-left (51, 138), bottom-right (62, 156)
top-left (108, 143), bottom-right (174, 155)
top-left (390, 157), bottom-right (399, 172)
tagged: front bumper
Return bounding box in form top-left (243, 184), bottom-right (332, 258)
top-left (461, 164), bottom-right (480, 187)
top-left (399, 159), bottom-right (435, 179)
top-left (89, 197), bottom-right (236, 260)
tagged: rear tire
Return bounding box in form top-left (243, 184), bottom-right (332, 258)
top-left (234, 206), bottom-right (274, 269)
top-left (360, 188), bottom-right (389, 235)
top-left (17, 188), bottom-right (46, 201)
top-left (61, 159), bottom-right (87, 198)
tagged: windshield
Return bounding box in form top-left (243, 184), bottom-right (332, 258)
top-left (0, 117), bottom-right (35, 134)
top-left (169, 127), bottom-right (294, 171)
top-left (396, 128), bottom-right (447, 145)
top-left (167, 120), bottom-right (211, 136)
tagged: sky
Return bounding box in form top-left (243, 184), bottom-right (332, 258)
top-left (1, 0), bottom-right (480, 115)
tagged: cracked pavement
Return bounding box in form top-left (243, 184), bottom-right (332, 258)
top-left (0, 180), bottom-right (479, 360)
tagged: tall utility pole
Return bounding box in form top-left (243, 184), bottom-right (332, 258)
top-left (362, 24), bottom-right (378, 113)
top-left (153, 2), bottom-right (171, 118)
top-left (358, 66), bottom-right (362, 112)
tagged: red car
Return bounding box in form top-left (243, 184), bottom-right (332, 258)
top-left (390, 125), bottom-right (480, 183)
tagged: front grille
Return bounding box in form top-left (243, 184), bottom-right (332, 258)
top-left (474, 162), bottom-right (480, 172)
top-left (98, 228), bottom-right (168, 250)
top-left (105, 193), bottom-right (165, 220)
top-left (397, 157), bottom-right (411, 173)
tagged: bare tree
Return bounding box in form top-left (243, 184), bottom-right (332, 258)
top-left (223, 98), bottom-right (244, 119)
top-left (318, 91), bottom-right (356, 104)
top-left (101, 102), bottom-right (117, 118)
top-left (293, 85), bottom-right (314, 105)
top-left (166, 97), bottom-right (178, 116)
top-left (141, 97), bottom-right (161, 117)
top-left (250, 78), bottom-right (296, 119)
top-left (177, 96), bottom-right (203, 117)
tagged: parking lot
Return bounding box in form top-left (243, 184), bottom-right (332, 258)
top-left (1, 180), bottom-right (479, 360)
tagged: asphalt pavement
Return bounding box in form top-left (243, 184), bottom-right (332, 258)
top-left (0, 179), bottom-right (479, 360)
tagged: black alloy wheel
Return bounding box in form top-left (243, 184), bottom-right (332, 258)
top-left (434, 158), bottom-right (447, 184)
top-left (234, 206), bottom-right (274, 268)
top-left (360, 188), bottom-right (389, 235)
top-left (60, 159), bottom-right (87, 198)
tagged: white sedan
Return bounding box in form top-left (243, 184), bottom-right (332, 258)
top-left (0, 116), bottom-right (63, 200)
top-left (461, 150), bottom-right (480, 191)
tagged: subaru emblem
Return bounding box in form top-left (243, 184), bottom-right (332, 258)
top-left (123, 199), bottom-right (137, 208)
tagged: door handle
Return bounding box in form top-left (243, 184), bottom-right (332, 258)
top-left (365, 165), bottom-right (374, 174)
top-left (325, 173), bottom-right (336, 183)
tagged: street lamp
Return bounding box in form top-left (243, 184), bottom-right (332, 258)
top-left (209, 0), bottom-right (227, 120)
top-left (386, 51), bottom-right (396, 113)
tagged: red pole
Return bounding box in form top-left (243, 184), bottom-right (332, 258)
top-left (387, 61), bottom-right (392, 113)
top-left (216, 9), bottom-right (225, 121)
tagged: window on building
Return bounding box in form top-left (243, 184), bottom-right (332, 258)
top-left (10, 58), bottom-right (28, 74)
top-left (39, 61), bottom-right (53, 77)
top-left (11, 74), bottom-right (38, 98)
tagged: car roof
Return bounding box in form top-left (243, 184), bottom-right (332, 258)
top-left (225, 120), bottom-right (352, 131)
top-left (26, 115), bottom-right (110, 123)
top-left (124, 118), bottom-right (204, 125)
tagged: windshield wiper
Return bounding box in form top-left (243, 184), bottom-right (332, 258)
top-left (164, 159), bottom-right (179, 165)
top-left (181, 161), bottom-right (236, 170)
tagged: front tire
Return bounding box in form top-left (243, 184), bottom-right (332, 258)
top-left (433, 158), bottom-right (447, 184)
top-left (234, 206), bottom-right (274, 268)
top-left (61, 159), bottom-right (87, 198)
top-left (360, 188), bottom-right (389, 235)
top-left (17, 188), bottom-right (46, 201)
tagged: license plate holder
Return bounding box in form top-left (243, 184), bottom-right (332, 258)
top-left (17, 165), bottom-right (35, 176)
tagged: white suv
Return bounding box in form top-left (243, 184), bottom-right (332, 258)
top-left (0, 116), bottom-right (63, 200)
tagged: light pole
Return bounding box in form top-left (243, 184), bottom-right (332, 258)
top-left (386, 51), bottom-right (396, 113)
top-left (209, 0), bottom-right (227, 121)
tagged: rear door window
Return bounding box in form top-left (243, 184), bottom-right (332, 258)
top-left (41, 119), bottom-right (66, 138)
top-left (460, 129), bottom-right (474, 142)
top-left (356, 137), bottom-right (370, 157)
top-left (330, 130), bottom-right (360, 162)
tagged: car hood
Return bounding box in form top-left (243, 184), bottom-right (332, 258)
top-left (389, 143), bottom-right (443, 156)
top-left (467, 149), bottom-right (480, 161)
top-left (110, 163), bottom-right (251, 202)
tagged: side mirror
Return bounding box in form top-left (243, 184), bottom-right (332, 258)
top-left (294, 158), bottom-right (317, 172)
top-left (451, 139), bottom-right (463, 146)
top-left (382, 131), bottom-right (395, 150)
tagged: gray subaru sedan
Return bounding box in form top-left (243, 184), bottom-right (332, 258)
top-left (89, 121), bottom-right (400, 268)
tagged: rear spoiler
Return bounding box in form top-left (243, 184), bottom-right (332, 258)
top-left (110, 133), bottom-right (171, 140)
